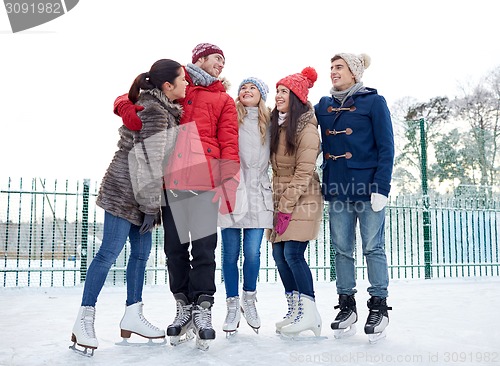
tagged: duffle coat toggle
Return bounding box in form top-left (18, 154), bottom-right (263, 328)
top-left (325, 127), bottom-right (353, 136)
top-left (327, 105), bottom-right (356, 113)
top-left (324, 151), bottom-right (352, 161)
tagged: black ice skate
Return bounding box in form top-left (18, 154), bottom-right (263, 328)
top-left (167, 293), bottom-right (194, 346)
top-left (364, 296), bottom-right (392, 343)
top-left (192, 294), bottom-right (216, 351)
top-left (331, 294), bottom-right (358, 339)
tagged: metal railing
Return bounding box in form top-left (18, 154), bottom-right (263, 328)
top-left (1, 177), bottom-right (499, 287)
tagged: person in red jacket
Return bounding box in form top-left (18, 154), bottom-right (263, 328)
top-left (113, 43), bottom-right (239, 350)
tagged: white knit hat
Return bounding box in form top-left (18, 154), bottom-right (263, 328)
top-left (334, 53), bottom-right (371, 82)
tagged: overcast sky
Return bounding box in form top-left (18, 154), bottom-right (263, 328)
top-left (1, 0), bottom-right (500, 182)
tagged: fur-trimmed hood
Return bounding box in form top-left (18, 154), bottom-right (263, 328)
top-left (140, 88), bottom-right (183, 119)
top-left (219, 76), bottom-right (231, 91)
top-left (296, 102), bottom-right (318, 134)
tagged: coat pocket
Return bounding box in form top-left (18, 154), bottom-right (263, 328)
top-left (260, 181), bottom-right (274, 211)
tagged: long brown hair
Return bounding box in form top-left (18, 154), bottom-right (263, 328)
top-left (270, 91), bottom-right (309, 156)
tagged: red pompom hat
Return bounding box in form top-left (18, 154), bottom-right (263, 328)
top-left (276, 67), bottom-right (318, 104)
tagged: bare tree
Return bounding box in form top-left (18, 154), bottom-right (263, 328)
top-left (453, 66), bottom-right (500, 191)
top-left (391, 96), bottom-right (451, 194)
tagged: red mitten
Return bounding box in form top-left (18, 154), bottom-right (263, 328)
top-left (275, 212), bottom-right (292, 235)
top-left (113, 93), bottom-right (144, 131)
top-left (212, 178), bottom-right (238, 215)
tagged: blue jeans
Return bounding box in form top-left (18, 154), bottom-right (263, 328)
top-left (328, 198), bottom-right (389, 298)
top-left (221, 228), bottom-right (263, 298)
top-left (81, 211), bottom-right (152, 306)
top-left (272, 241), bottom-right (315, 298)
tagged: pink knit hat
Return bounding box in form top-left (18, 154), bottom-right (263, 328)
top-left (191, 43), bottom-right (225, 64)
top-left (276, 67), bottom-right (318, 104)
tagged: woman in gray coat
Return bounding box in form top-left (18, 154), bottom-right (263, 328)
top-left (70, 59), bottom-right (186, 356)
top-left (218, 77), bottom-right (273, 336)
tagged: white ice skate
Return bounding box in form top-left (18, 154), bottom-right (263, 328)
top-left (69, 306), bottom-right (98, 357)
top-left (280, 295), bottom-right (327, 341)
top-left (240, 290), bottom-right (260, 334)
top-left (115, 302), bottom-right (166, 346)
top-left (275, 291), bottom-right (299, 334)
top-left (223, 296), bottom-right (241, 338)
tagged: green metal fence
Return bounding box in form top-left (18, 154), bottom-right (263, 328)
top-left (1, 177), bottom-right (499, 288)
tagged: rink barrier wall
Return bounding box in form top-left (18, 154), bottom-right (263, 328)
top-left (1, 177), bottom-right (499, 287)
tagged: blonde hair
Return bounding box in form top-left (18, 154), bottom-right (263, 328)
top-left (235, 97), bottom-right (271, 145)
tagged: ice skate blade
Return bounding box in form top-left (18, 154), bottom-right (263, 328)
top-left (279, 333), bottom-right (328, 341)
top-left (244, 322), bottom-right (260, 334)
top-left (196, 338), bottom-right (211, 351)
top-left (115, 337), bottom-right (167, 346)
top-left (170, 329), bottom-right (195, 346)
top-left (224, 329), bottom-right (238, 338)
top-left (368, 330), bottom-right (387, 344)
top-left (333, 324), bottom-right (357, 339)
top-left (242, 316), bottom-right (260, 333)
top-left (69, 343), bottom-right (95, 357)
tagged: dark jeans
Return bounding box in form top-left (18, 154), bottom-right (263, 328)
top-left (272, 240), bottom-right (315, 298)
top-left (162, 190), bottom-right (218, 303)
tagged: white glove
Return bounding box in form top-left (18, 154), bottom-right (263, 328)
top-left (370, 193), bottom-right (388, 212)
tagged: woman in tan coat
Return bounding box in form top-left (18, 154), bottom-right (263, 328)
top-left (267, 67), bottom-right (324, 338)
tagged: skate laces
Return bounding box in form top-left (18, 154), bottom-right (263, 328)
top-left (242, 294), bottom-right (258, 321)
top-left (291, 298), bottom-right (304, 324)
top-left (335, 304), bottom-right (353, 320)
top-left (82, 306), bottom-right (96, 338)
top-left (366, 308), bottom-right (382, 325)
top-left (225, 297), bottom-right (239, 323)
top-left (283, 293), bottom-right (294, 319)
top-left (193, 305), bottom-right (212, 330)
top-left (172, 302), bottom-right (192, 327)
top-left (334, 295), bottom-right (356, 321)
top-left (138, 314), bottom-right (162, 331)
top-left (366, 300), bottom-right (391, 325)
top-left (137, 307), bottom-right (162, 331)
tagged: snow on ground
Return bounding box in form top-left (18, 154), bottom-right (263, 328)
top-left (1, 277), bottom-right (499, 366)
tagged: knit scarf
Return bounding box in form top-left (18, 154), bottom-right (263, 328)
top-left (330, 82), bottom-right (365, 106)
top-left (186, 63), bottom-right (218, 87)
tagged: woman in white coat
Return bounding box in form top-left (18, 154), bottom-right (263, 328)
top-left (219, 77), bottom-right (273, 335)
